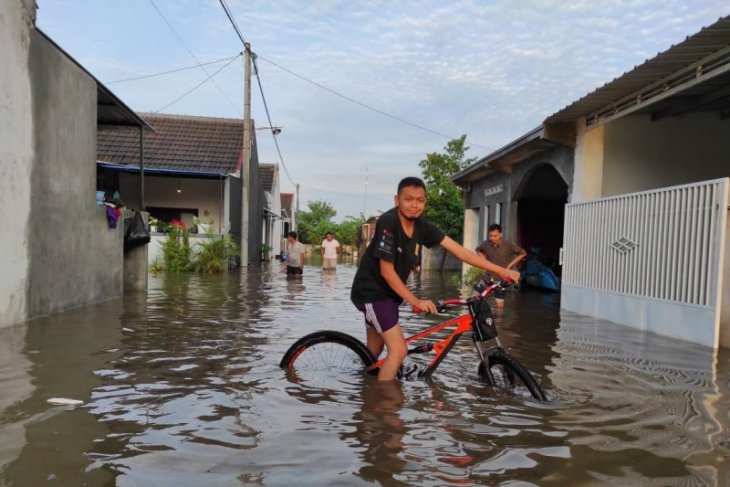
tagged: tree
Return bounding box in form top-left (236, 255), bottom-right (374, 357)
top-left (335, 215), bottom-right (365, 246)
top-left (418, 135), bottom-right (476, 269)
top-left (296, 200), bottom-right (337, 244)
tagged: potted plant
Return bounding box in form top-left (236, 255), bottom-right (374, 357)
top-left (261, 243), bottom-right (273, 262)
top-left (195, 210), bottom-right (215, 234)
top-left (149, 216), bottom-right (159, 233)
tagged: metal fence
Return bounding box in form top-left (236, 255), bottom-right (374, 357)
top-left (563, 178), bottom-right (729, 307)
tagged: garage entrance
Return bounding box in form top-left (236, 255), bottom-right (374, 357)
top-left (514, 164), bottom-right (568, 271)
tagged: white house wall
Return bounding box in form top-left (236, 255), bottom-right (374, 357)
top-left (120, 174), bottom-right (227, 233)
top-left (603, 112), bottom-right (730, 196)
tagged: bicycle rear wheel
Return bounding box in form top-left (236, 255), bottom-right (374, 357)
top-left (280, 330), bottom-right (376, 374)
top-left (479, 349), bottom-right (547, 401)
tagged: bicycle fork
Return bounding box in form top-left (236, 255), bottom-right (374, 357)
top-left (473, 334), bottom-right (502, 384)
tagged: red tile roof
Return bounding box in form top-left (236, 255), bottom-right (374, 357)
top-left (281, 192), bottom-right (293, 217)
top-left (259, 164), bottom-right (276, 192)
top-left (98, 113), bottom-right (244, 174)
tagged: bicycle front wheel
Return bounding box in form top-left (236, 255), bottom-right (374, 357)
top-left (280, 330), bottom-right (376, 374)
top-left (479, 349), bottom-right (547, 402)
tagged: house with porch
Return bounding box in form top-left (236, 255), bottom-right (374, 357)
top-left (97, 113), bottom-right (271, 264)
top-left (454, 15), bottom-right (730, 349)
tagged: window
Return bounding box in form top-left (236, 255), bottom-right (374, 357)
top-left (495, 202), bottom-right (502, 225)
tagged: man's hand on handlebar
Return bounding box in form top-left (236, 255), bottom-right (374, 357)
top-left (413, 299), bottom-right (438, 314)
top-left (500, 269), bottom-right (520, 283)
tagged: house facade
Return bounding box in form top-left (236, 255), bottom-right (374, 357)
top-left (97, 113), bottom-right (269, 264)
top-left (259, 163), bottom-right (282, 260)
top-left (454, 15), bottom-right (730, 348)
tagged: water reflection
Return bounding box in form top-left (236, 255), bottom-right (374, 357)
top-left (348, 381), bottom-right (406, 485)
top-left (0, 264), bottom-right (728, 485)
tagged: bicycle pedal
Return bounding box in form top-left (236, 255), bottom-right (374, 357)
top-left (398, 363), bottom-right (420, 380)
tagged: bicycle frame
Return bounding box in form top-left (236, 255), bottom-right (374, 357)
top-left (370, 281), bottom-right (504, 379)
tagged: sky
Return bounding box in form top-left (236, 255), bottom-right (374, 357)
top-left (37, 1), bottom-right (729, 222)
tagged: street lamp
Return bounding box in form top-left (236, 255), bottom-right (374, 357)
top-left (256, 126), bottom-right (282, 135)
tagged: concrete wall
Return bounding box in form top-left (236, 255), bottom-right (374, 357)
top-left (570, 121), bottom-right (604, 202)
top-left (1, 1), bottom-right (125, 329)
top-left (603, 112), bottom-right (730, 196)
top-left (25, 30), bottom-right (124, 319)
top-left (0, 0), bottom-right (36, 327)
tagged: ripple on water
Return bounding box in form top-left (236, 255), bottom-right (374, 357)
top-left (1, 264), bottom-right (729, 486)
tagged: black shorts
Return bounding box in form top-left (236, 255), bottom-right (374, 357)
top-left (286, 266), bottom-right (303, 276)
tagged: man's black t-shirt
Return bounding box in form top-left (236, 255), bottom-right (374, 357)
top-left (351, 207), bottom-right (445, 304)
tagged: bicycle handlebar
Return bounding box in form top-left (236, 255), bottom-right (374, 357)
top-left (411, 279), bottom-right (514, 314)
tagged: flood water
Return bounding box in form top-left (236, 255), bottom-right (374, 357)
top-left (1, 262), bottom-right (730, 486)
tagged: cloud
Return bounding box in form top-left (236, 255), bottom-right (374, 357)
top-left (36, 0), bottom-right (730, 220)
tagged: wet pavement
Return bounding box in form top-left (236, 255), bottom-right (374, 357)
top-left (1, 261), bottom-right (729, 486)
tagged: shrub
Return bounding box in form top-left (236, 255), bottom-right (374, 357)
top-left (162, 226), bottom-right (192, 272)
top-left (192, 235), bottom-right (240, 273)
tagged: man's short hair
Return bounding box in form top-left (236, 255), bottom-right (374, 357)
top-left (397, 176), bottom-right (427, 194)
top-left (488, 223), bottom-right (503, 233)
top-left (325, 232), bottom-right (333, 236)
top-left (288, 231), bottom-right (298, 239)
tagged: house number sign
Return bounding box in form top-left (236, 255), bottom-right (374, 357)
top-left (483, 184), bottom-right (503, 197)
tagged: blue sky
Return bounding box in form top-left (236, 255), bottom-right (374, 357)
top-left (37, 1), bottom-right (729, 221)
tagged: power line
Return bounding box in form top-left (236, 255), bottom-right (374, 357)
top-left (255, 54), bottom-right (491, 151)
top-left (106, 54), bottom-right (241, 84)
top-left (149, 0), bottom-right (240, 114)
top-left (218, 0), bottom-right (297, 188)
top-left (218, 0), bottom-right (247, 46)
top-left (155, 54), bottom-right (241, 112)
top-left (252, 56), bottom-right (296, 187)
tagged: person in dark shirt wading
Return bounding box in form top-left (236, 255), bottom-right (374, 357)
top-left (351, 177), bottom-right (520, 381)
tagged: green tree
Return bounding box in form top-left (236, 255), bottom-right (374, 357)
top-left (297, 200), bottom-right (337, 244)
top-left (334, 215), bottom-right (365, 246)
top-left (419, 135), bottom-right (476, 268)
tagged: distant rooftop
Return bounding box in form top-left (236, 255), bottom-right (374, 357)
top-left (280, 192), bottom-right (293, 217)
top-left (259, 164), bottom-right (277, 192)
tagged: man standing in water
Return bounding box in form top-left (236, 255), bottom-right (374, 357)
top-left (285, 231), bottom-right (305, 277)
top-left (320, 232), bottom-right (340, 271)
top-left (350, 177), bottom-right (520, 381)
top-left (476, 223), bottom-right (526, 309)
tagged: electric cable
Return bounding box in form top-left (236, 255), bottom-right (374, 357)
top-left (106, 54), bottom-right (241, 84)
top-left (155, 53), bottom-right (241, 112)
top-left (252, 55), bottom-right (296, 187)
top-left (149, 0), bottom-right (241, 114)
top-left (218, 0), bottom-right (297, 188)
top-left (256, 54), bottom-right (490, 151)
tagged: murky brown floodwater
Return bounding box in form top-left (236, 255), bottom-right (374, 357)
top-left (1, 261), bottom-right (730, 486)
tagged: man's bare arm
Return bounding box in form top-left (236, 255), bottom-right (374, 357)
top-left (440, 236), bottom-right (520, 282)
top-left (379, 259), bottom-right (438, 313)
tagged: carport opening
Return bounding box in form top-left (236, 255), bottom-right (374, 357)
top-left (515, 164), bottom-right (568, 274)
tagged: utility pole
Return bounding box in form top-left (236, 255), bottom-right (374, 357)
top-left (240, 42), bottom-right (251, 267)
top-left (295, 183), bottom-right (300, 231)
top-left (363, 166), bottom-right (368, 216)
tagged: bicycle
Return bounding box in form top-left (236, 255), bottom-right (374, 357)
top-left (280, 279), bottom-right (548, 401)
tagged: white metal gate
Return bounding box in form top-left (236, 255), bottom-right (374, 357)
top-left (561, 178), bottom-right (729, 348)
